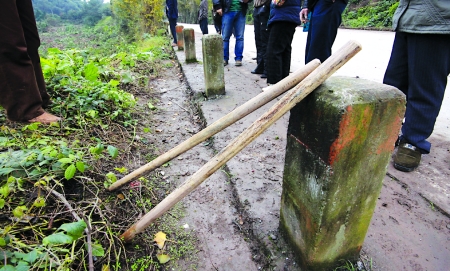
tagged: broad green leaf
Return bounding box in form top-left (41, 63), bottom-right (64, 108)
top-left (0, 168), bottom-right (15, 176)
top-left (88, 242), bottom-right (105, 257)
top-left (0, 237), bottom-right (5, 247)
top-left (13, 206), bottom-right (27, 218)
top-left (43, 232), bottom-right (73, 246)
top-left (76, 161), bottom-right (85, 173)
top-left (0, 198), bottom-right (5, 209)
top-left (84, 62), bottom-right (99, 82)
top-left (156, 253), bottom-right (170, 264)
top-left (0, 185), bottom-right (10, 197)
top-left (107, 145), bottom-right (119, 159)
top-left (109, 79), bottom-right (120, 87)
top-left (33, 197), bottom-right (46, 208)
top-left (22, 249), bottom-right (38, 263)
top-left (59, 220), bottom-right (86, 239)
top-left (64, 164), bottom-right (76, 180)
top-left (15, 261), bottom-right (30, 271)
top-left (0, 265), bottom-right (15, 271)
top-left (58, 158), bottom-right (73, 164)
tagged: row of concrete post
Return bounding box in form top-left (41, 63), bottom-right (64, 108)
top-left (176, 25), bottom-right (225, 97)
top-left (171, 25), bottom-right (405, 270)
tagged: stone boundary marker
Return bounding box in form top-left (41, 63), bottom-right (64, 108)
top-left (183, 28), bottom-right (196, 63)
top-left (281, 76), bottom-right (405, 270)
top-left (202, 34), bottom-right (225, 97)
top-left (175, 25), bottom-right (184, 50)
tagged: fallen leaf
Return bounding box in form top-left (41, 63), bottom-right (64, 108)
top-left (154, 231), bottom-right (167, 249)
top-left (117, 194), bottom-right (125, 200)
top-left (102, 265), bottom-right (110, 271)
top-left (156, 253), bottom-right (170, 264)
top-left (155, 129), bottom-right (163, 133)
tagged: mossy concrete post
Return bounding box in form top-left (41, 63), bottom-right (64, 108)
top-left (183, 28), bottom-right (197, 63)
top-left (280, 76), bottom-right (405, 271)
top-left (202, 34), bottom-right (225, 97)
top-left (175, 25), bottom-right (184, 50)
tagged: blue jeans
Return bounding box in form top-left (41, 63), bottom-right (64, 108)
top-left (222, 10), bottom-right (246, 61)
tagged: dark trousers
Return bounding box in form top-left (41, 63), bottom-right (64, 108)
top-left (253, 6), bottom-right (270, 73)
top-left (199, 18), bottom-right (209, 35)
top-left (169, 18), bottom-right (177, 43)
top-left (305, 0), bottom-right (347, 63)
top-left (0, 0), bottom-right (47, 121)
top-left (383, 32), bottom-right (450, 153)
top-left (266, 21), bottom-right (297, 84)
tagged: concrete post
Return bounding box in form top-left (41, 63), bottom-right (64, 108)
top-left (280, 76), bottom-right (405, 270)
top-left (183, 28), bottom-right (197, 63)
top-left (202, 34), bottom-right (225, 97)
top-left (176, 25), bottom-right (184, 50)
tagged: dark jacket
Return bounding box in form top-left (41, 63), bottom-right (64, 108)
top-left (213, 0), bottom-right (251, 15)
top-left (166, 0), bottom-right (178, 19)
top-left (268, 0), bottom-right (301, 26)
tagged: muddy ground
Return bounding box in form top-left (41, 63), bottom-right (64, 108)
top-left (146, 25), bottom-right (450, 270)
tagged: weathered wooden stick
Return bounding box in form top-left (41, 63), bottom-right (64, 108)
top-left (108, 60), bottom-right (321, 191)
top-left (120, 40), bottom-right (362, 242)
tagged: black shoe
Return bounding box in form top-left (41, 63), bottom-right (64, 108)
top-left (260, 73), bottom-right (267, 79)
top-left (251, 69), bottom-right (264, 74)
top-left (393, 141), bottom-right (422, 172)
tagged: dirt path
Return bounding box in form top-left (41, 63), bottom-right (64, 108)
top-left (164, 24), bottom-right (450, 270)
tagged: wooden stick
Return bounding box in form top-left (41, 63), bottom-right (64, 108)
top-left (120, 40), bottom-right (362, 241)
top-left (108, 60), bottom-right (321, 191)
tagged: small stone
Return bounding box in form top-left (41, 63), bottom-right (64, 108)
top-left (269, 234), bottom-right (277, 240)
top-left (446, 224), bottom-right (450, 229)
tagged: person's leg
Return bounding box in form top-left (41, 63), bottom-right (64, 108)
top-left (18, 0), bottom-right (50, 108)
top-left (266, 22), bottom-right (292, 84)
top-left (0, 0), bottom-right (45, 121)
top-left (253, 10), bottom-right (264, 72)
top-left (401, 33), bottom-right (450, 153)
top-left (200, 18), bottom-right (208, 34)
top-left (281, 23), bottom-right (297, 79)
top-left (233, 11), bottom-right (246, 61)
top-left (222, 11), bottom-right (237, 62)
top-left (383, 32), bottom-right (409, 96)
top-left (169, 18), bottom-right (177, 44)
top-left (259, 9), bottom-right (270, 75)
top-left (305, 0), bottom-right (346, 63)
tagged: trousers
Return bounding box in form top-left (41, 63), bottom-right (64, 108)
top-left (383, 32), bottom-right (450, 153)
top-left (305, 0), bottom-right (347, 63)
top-left (266, 21), bottom-right (297, 84)
top-left (0, 0), bottom-right (48, 121)
top-left (253, 5), bottom-right (270, 73)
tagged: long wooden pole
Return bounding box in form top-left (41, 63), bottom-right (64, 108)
top-left (120, 40), bottom-right (362, 242)
top-left (108, 60), bottom-right (321, 191)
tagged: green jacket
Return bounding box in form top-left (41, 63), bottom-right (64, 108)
top-left (393, 0), bottom-right (450, 34)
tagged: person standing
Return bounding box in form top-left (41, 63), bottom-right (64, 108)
top-left (300, 0), bottom-right (348, 63)
top-left (251, 0), bottom-right (271, 78)
top-left (198, 0), bottom-right (209, 35)
top-left (265, 0), bottom-right (301, 85)
top-left (213, 0), bottom-right (251, 66)
top-left (166, 0), bottom-right (179, 46)
top-left (383, 0), bottom-right (450, 172)
top-left (0, 0), bottom-right (60, 124)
